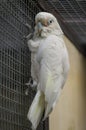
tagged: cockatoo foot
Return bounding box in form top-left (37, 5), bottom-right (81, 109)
top-left (25, 78), bottom-right (37, 95)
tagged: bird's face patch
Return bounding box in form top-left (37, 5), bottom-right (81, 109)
top-left (35, 17), bottom-right (55, 36)
top-left (35, 17), bottom-right (55, 37)
top-left (35, 16), bottom-right (54, 27)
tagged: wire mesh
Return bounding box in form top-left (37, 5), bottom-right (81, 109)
top-left (0, 0), bottom-right (48, 130)
top-left (38, 0), bottom-right (86, 56)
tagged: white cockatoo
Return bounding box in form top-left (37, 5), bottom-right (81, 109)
top-left (27, 12), bottom-right (69, 130)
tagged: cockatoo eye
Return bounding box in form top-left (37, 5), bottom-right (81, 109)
top-left (48, 19), bottom-right (53, 25)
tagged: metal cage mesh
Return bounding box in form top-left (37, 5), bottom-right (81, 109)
top-left (38, 0), bottom-right (86, 56)
top-left (0, 0), bottom-right (48, 130)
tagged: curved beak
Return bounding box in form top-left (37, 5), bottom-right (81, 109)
top-left (37, 22), bottom-right (43, 33)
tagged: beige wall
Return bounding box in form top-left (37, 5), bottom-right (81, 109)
top-left (50, 36), bottom-right (86, 130)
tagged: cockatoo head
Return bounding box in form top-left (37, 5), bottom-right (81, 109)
top-left (34, 12), bottom-right (63, 37)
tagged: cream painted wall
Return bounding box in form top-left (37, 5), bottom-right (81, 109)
top-left (50, 36), bottom-right (86, 130)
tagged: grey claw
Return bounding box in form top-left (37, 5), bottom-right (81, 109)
top-left (25, 88), bottom-right (29, 95)
top-left (25, 23), bottom-right (31, 30)
top-left (25, 82), bottom-right (30, 86)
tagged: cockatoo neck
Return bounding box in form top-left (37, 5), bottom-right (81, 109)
top-left (50, 29), bottom-right (63, 37)
top-left (34, 29), bottom-right (63, 38)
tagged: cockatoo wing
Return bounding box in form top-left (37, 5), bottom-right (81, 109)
top-left (37, 35), bottom-right (69, 119)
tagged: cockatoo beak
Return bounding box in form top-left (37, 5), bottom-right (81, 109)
top-left (37, 22), bottom-right (43, 33)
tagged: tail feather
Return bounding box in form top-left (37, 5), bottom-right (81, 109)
top-left (43, 103), bottom-right (53, 121)
top-left (27, 90), bottom-right (45, 130)
top-left (43, 90), bottom-right (61, 121)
